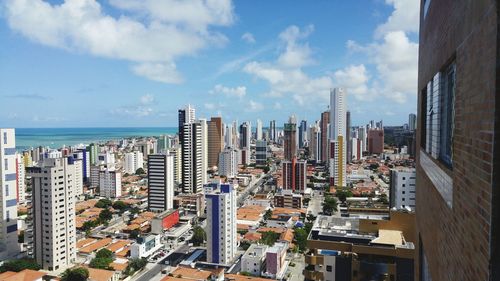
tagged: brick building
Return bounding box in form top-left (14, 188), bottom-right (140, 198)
top-left (367, 129), bottom-right (384, 155)
top-left (416, 0), bottom-right (500, 280)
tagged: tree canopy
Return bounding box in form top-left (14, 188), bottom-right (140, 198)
top-left (0, 259), bottom-right (41, 273)
top-left (260, 231), bottom-right (280, 246)
top-left (322, 195), bottom-right (338, 215)
top-left (95, 199), bottom-right (112, 209)
top-left (191, 226), bottom-right (206, 246)
top-left (99, 209), bottom-right (113, 222)
top-left (61, 267), bottom-right (89, 281)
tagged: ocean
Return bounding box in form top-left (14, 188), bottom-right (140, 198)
top-left (15, 127), bottom-right (177, 150)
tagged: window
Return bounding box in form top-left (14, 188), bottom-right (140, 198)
top-left (4, 159), bottom-right (7, 170)
top-left (5, 185), bottom-right (8, 197)
top-left (440, 63), bottom-right (455, 167)
top-left (3, 132), bottom-right (6, 144)
top-left (423, 0), bottom-right (431, 18)
top-left (6, 210), bottom-right (10, 222)
top-left (326, 265), bottom-right (333, 272)
top-left (422, 60), bottom-right (455, 169)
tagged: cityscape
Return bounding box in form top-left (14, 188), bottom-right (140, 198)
top-left (0, 1), bottom-right (498, 281)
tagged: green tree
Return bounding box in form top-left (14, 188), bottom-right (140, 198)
top-left (294, 228), bottom-right (308, 252)
top-left (89, 257), bottom-right (113, 270)
top-left (259, 231), bottom-right (280, 246)
top-left (95, 199), bottom-right (112, 209)
top-left (99, 209), bottom-right (113, 222)
top-left (135, 168), bottom-right (145, 175)
top-left (322, 195), bottom-right (338, 215)
top-left (263, 165), bottom-right (270, 173)
top-left (124, 258), bottom-right (147, 276)
top-left (18, 231), bottom-right (24, 243)
top-left (239, 241), bottom-right (251, 251)
top-left (61, 267), bottom-right (89, 281)
top-left (95, 248), bottom-right (113, 259)
top-left (191, 226), bottom-right (206, 246)
top-left (129, 229), bottom-right (140, 239)
top-left (336, 189), bottom-right (353, 203)
top-left (0, 259), bottom-right (41, 273)
top-left (379, 193), bottom-right (389, 205)
top-left (306, 214), bottom-right (316, 223)
top-left (112, 200), bottom-right (127, 211)
top-left (263, 209), bottom-right (273, 221)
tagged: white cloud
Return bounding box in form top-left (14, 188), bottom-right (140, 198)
top-left (242, 25), bottom-right (334, 105)
top-left (140, 94), bottom-right (154, 105)
top-left (277, 25), bottom-right (314, 68)
top-left (344, 0), bottom-right (419, 104)
top-left (241, 32), bottom-right (255, 43)
top-left (132, 63), bottom-right (183, 84)
top-left (273, 102), bottom-right (282, 110)
top-left (374, 0), bottom-right (420, 38)
top-left (333, 64), bottom-right (371, 100)
top-left (3, 0), bottom-right (234, 83)
top-left (246, 100), bottom-right (264, 112)
top-left (204, 103), bottom-right (216, 110)
top-left (210, 84), bottom-right (246, 98)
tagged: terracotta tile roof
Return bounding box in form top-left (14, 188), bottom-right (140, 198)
top-left (88, 268), bottom-right (115, 281)
top-left (237, 224), bottom-right (250, 230)
top-left (76, 238), bottom-right (97, 249)
top-left (257, 227), bottom-right (285, 234)
top-left (0, 269), bottom-right (46, 281)
top-left (170, 267), bottom-right (212, 280)
top-left (109, 261), bottom-right (128, 272)
top-left (225, 274), bottom-right (274, 281)
top-left (79, 238), bottom-right (113, 254)
top-left (243, 232), bottom-right (262, 241)
top-left (106, 240), bottom-right (131, 253)
top-left (115, 246), bottom-right (130, 258)
top-left (279, 228), bottom-right (294, 243)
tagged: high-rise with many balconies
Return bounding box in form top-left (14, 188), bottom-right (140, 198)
top-left (27, 157), bottom-right (77, 271)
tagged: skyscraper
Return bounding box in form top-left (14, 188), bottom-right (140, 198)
top-left (346, 111), bottom-right (352, 164)
top-left (239, 122), bottom-right (251, 165)
top-left (282, 158), bottom-right (306, 192)
top-left (416, 1), bottom-right (499, 280)
top-left (99, 168), bottom-right (121, 198)
top-left (283, 115), bottom-right (297, 161)
top-left (148, 154), bottom-right (174, 211)
top-left (308, 122), bottom-right (321, 162)
top-left (208, 117), bottom-right (223, 169)
top-left (199, 118), bottom-right (208, 184)
top-left (205, 183), bottom-right (237, 265)
top-left (298, 120), bottom-right (307, 149)
top-left (368, 129), bottom-right (384, 155)
top-left (256, 119), bottom-right (263, 141)
top-left (218, 147), bottom-right (239, 178)
top-left (269, 120), bottom-right (276, 143)
top-left (124, 150), bottom-right (144, 174)
top-left (181, 122), bottom-right (203, 194)
top-left (408, 113), bottom-right (417, 132)
top-left (0, 129), bottom-right (20, 259)
top-left (320, 111), bottom-right (330, 162)
top-left (255, 140), bottom-right (268, 166)
top-left (27, 157), bottom-right (77, 271)
top-left (329, 88), bottom-right (347, 187)
top-left (178, 104), bottom-right (196, 169)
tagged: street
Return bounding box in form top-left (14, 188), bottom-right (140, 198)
top-left (132, 244), bottom-right (190, 281)
top-left (307, 190), bottom-right (324, 216)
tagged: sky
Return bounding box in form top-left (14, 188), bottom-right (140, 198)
top-left (0, 0), bottom-right (419, 128)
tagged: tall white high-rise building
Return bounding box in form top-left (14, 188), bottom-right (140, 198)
top-left (169, 146), bottom-right (182, 184)
top-left (27, 157), bottom-right (77, 271)
top-left (256, 119), bottom-right (263, 140)
top-left (124, 150), bottom-right (144, 175)
top-left (329, 88), bottom-right (347, 187)
top-left (182, 122), bottom-right (203, 193)
top-left (308, 122), bottom-right (321, 162)
top-left (148, 154), bottom-right (174, 211)
top-left (224, 124), bottom-right (233, 148)
top-left (0, 129), bottom-right (20, 259)
top-left (99, 168), bottom-right (121, 198)
top-left (16, 153), bottom-right (26, 204)
top-left (218, 148), bottom-right (239, 178)
top-left (73, 158), bottom-right (83, 197)
top-left (205, 183), bottom-right (237, 265)
top-left (199, 118), bottom-right (208, 184)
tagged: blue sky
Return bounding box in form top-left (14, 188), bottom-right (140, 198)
top-left (0, 0), bottom-right (419, 128)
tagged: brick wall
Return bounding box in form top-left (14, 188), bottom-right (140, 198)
top-left (416, 1), bottom-right (498, 281)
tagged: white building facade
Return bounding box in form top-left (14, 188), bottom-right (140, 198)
top-left (329, 88), bottom-right (347, 187)
top-left (124, 150), bottom-right (144, 175)
top-left (27, 157), bottom-right (77, 271)
top-left (390, 168), bottom-right (416, 210)
top-left (0, 129), bottom-right (20, 259)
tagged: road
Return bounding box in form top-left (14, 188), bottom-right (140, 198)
top-left (132, 244), bottom-right (190, 281)
top-left (287, 254), bottom-right (305, 281)
top-left (237, 164), bottom-right (276, 206)
top-left (307, 190), bottom-right (324, 216)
